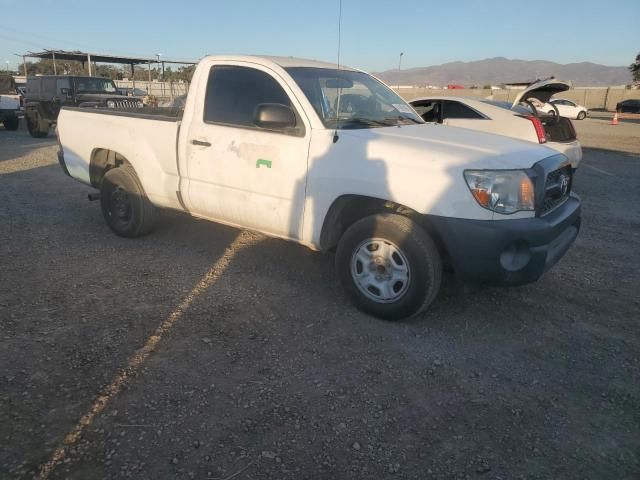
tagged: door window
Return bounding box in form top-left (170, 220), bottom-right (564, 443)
top-left (411, 100), bottom-right (441, 122)
top-left (442, 100), bottom-right (484, 119)
top-left (204, 65), bottom-right (293, 129)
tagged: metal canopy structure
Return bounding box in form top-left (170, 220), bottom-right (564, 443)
top-left (25, 49), bottom-right (195, 66)
top-left (22, 49), bottom-right (197, 87)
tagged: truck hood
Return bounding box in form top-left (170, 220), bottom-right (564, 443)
top-left (339, 122), bottom-right (560, 170)
top-left (511, 78), bottom-right (571, 109)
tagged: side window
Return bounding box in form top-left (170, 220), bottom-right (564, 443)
top-left (442, 100), bottom-right (484, 119)
top-left (204, 66), bottom-right (292, 127)
top-left (412, 100), bottom-right (441, 122)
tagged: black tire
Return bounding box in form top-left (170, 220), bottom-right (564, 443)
top-left (577, 111), bottom-right (586, 120)
top-left (100, 165), bottom-right (157, 237)
top-left (26, 111), bottom-right (49, 138)
top-left (3, 116), bottom-right (19, 131)
top-left (335, 213), bottom-right (442, 320)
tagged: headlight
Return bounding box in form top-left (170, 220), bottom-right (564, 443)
top-left (106, 100), bottom-right (115, 108)
top-left (137, 101), bottom-right (144, 108)
top-left (464, 170), bottom-right (535, 214)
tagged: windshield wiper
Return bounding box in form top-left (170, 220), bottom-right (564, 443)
top-left (329, 117), bottom-right (388, 129)
top-left (384, 115), bottom-right (422, 125)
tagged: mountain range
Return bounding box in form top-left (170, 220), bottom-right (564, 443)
top-left (373, 57), bottom-right (632, 87)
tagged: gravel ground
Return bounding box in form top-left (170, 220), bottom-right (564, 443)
top-left (1, 119), bottom-right (639, 480)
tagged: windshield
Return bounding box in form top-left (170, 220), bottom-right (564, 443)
top-left (0, 76), bottom-right (16, 94)
top-left (286, 67), bottom-right (423, 129)
top-left (73, 77), bottom-right (117, 94)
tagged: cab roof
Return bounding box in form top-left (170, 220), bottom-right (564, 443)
top-left (202, 55), bottom-right (357, 71)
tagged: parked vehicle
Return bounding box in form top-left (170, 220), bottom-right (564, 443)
top-left (616, 99), bottom-right (640, 114)
top-left (25, 75), bottom-right (143, 138)
top-left (0, 74), bottom-right (21, 131)
top-left (56, 56), bottom-right (581, 320)
top-left (540, 98), bottom-right (588, 120)
top-left (409, 79), bottom-right (582, 168)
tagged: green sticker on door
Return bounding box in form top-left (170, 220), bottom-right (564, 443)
top-left (256, 158), bottom-right (272, 169)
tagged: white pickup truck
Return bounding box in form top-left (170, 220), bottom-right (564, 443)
top-left (56, 55), bottom-right (581, 320)
top-left (0, 74), bottom-right (21, 131)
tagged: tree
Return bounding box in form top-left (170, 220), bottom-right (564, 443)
top-left (630, 52), bottom-right (640, 83)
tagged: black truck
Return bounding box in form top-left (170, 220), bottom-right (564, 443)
top-left (25, 75), bottom-right (143, 137)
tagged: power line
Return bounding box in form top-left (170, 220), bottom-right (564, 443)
top-left (0, 24), bottom-right (99, 51)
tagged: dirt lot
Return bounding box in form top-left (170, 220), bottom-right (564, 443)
top-left (1, 117), bottom-right (639, 480)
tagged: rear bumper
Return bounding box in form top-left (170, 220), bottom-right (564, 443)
top-left (428, 194), bottom-right (581, 285)
top-left (0, 108), bottom-right (20, 119)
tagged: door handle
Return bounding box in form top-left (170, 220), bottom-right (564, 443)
top-left (190, 139), bottom-right (211, 147)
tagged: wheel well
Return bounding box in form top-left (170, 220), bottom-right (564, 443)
top-left (319, 195), bottom-right (450, 262)
top-left (89, 149), bottom-right (131, 187)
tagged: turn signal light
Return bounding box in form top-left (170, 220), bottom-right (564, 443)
top-left (520, 175), bottom-right (535, 207)
top-left (471, 188), bottom-right (490, 207)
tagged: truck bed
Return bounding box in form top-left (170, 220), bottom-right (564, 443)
top-left (64, 105), bottom-right (183, 122)
top-left (57, 107), bottom-right (183, 211)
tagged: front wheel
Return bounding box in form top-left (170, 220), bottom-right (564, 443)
top-left (335, 213), bottom-right (442, 320)
top-left (577, 111), bottom-right (586, 120)
top-left (100, 165), bottom-right (157, 237)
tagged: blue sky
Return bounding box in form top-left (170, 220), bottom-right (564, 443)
top-left (1, 0), bottom-right (638, 73)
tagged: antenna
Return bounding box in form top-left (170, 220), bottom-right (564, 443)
top-left (333, 0), bottom-right (343, 143)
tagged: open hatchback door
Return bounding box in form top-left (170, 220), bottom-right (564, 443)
top-left (511, 78), bottom-right (571, 110)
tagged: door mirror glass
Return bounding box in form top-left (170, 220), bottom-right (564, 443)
top-left (254, 103), bottom-right (296, 131)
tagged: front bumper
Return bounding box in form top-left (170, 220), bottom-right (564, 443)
top-left (428, 194), bottom-right (581, 285)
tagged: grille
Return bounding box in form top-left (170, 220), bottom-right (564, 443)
top-left (112, 99), bottom-right (141, 109)
top-left (541, 167), bottom-right (572, 215)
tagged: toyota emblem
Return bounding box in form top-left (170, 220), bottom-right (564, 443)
top-left (559, 174), bottom-right (569, 195)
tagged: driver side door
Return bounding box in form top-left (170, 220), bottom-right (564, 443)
top-left (184, 64), bottom-right (311, 240)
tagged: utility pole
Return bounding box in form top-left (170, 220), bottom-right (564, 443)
top-left (397, 52), bottom-right (404, 91)
top-left (5, 61), bottom-right (9, 73)
top-left (19, 54), bottom-right (27, 76)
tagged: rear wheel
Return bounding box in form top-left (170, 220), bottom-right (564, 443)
top-left (336, 213), bottom-right (442, 320)
top-left (26, 111), bottom-right (49, 138)
top-left (577, 111), bottom-right (586, 120)
top-left (3, 116), bottom-right (19, 131)
top-left (100, 165), bottom-right (157, 237)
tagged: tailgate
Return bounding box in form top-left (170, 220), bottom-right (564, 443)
top-left (0, 94), bottom-right (20, 110)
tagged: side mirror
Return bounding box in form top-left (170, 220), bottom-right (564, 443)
top-left (254, 103), bottom-right (296, 131)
